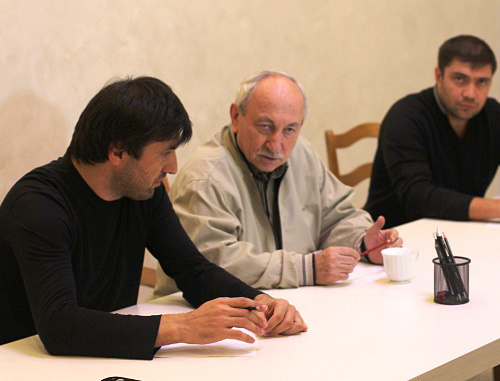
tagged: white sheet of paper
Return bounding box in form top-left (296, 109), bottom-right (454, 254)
top-left (155, 329), bottom-right (256, 358)
top-left (347, 262), bottom-right (385, 285)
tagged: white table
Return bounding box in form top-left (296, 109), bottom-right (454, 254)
top-left (1, 219), bottom-right (499, 380)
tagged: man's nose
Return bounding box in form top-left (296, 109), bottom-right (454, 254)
top-left (265, 131), bottom-right (283, 152)
top-left (462, 82), bottom-right (476, 100)
top-left (163, 152), bottom-right (178, 174)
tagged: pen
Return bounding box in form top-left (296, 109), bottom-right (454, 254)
top-left (245, 306), bottom-right (262, 311)
top-left (434, 229), bottom-right (467, 301)
top-left (443, 233), bottom-right (456, 264)
top-left (360, 239), bottom-right (391, 257)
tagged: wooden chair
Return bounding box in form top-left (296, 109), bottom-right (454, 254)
top-left (324, 122), bottom-right (380, 187)
top-left (139, 177), bottom-right (170, 288)
top-left (162, 176), bottom-right (170, 193)
top-left (140, 267), bottom-right (157, 288)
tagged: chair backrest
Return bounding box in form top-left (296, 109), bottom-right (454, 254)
top-left (140, 177), bottom-right (170, 288)
top-left (140, 266), bottom-right (157, 288)
top-left (162, 177), bottom-right (170, 193)
top-left (325, 122), bottom-right (380, 187)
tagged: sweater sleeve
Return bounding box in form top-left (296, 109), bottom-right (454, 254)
top-left (380, 102), bottom-right (473, 222)
top-left (7, 192), bottom-right (160, 360)
top-left (147, 190), bottom-right (263, 306)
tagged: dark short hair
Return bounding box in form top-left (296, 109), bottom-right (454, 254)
top-left (67, 76), bottom-right (192, 164)
top-left (438, 35), bottom-right (497, 74)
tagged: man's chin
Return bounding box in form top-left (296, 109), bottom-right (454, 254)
top-left (129, 189), bottom-right (155, 201)
top-left (453, 109), bottom-right (479, 121)
top-left (255, 159), bottom-right (283, 173)
top-left (258, 165), bottom-right (280, 173)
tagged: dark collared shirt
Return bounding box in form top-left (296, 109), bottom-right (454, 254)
top-left (230, 131), bottom-right (288, 249)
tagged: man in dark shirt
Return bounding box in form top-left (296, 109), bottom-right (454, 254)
top-left (365, 35), bottom-right (500, 228)
top-left (0, 76), bottom-right (307, 359)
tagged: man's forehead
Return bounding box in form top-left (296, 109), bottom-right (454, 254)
top-left (146, 139), bottom-right (180, 151)
top-left (249, 78), bottom-right (304, 113)
top-left (253, 75), bottom-right (301, 96)
top-left (444, 59), bottom-right (493, 77)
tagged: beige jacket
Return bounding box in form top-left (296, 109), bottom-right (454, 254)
top-left (154, 126), bottom-right (373, 296)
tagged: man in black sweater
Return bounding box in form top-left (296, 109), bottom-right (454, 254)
top-left (0, 77), bottom-right (307, 359)
top-left (366, 35), bottom-right (500, 228)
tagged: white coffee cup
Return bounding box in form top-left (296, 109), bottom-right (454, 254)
top-left (381, 247), bottom-right (418, 283)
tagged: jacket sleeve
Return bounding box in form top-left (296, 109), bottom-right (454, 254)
top-left (315, 163), bottom-right (373, 249)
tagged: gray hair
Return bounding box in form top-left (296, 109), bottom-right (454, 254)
top-left (234, 71), bottom-right (308, 123)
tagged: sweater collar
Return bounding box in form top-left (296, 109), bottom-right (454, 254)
top-left (433, 85), bottom-right (448, 116)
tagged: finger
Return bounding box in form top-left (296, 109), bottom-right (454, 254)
top-left (228, 316), bottom-right (266, 337)
top-left (266, 306), bottom-right (295, 335)
top-left (391, 237), bottom-right (403, 247)
top-left (280, 321), bottom-right (307, 335)
top-left (223, 327), bottom-right (257, 344)
top-left (279, 311), bottom-right (308, 335)
top-left (225, 296), bottom-right (256, 308)
top-left (227, 304), bottom-right (266, 317)
top-left (263, 301), bottom-right (287, 333)
top-left (209, 298), bottom-right (268, 329)
top-left (266, 302), bottom-right (301, 334)
top-left (387, 231), bottom-right (403, 247)
top-left (247, 304), bottom-right (268, 313)
top-left (226, 297), bottom-right (267, 312)
top-left (345, 262), bottom-right (357, 273)
top-left (246, 310), bottom-right (268, 329)
top-left (337, 271), bottom-right (351, 281)
top-left (338, 247), bottom-right (361, 260)
top-left (336, 259), bottom-right (356, 272)
top-left (375, 215), bottom-right (386, 229)
top-left (221, 304), bottom-right (268, 330)
top-left (368, 215), bottom-right (386, 235)
top-left (338, 252), bottom-right (360, 264)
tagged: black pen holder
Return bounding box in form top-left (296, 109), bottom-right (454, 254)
top-left (433, 256), bottom-right (470, 305)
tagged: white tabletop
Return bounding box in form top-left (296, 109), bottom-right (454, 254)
top-left (1, 219), bottom-right (499, 381)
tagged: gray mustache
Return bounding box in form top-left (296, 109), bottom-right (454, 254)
top-left (257, 149), bottom-right (284, 159)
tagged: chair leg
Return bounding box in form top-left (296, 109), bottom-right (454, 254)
top-left (493, 365), bottom-right (500, 380)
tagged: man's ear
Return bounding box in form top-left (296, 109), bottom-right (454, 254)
top-left (435, 66), bottom-right (443, 86)
top-left (108, 143), bottom-right (126, 167)
top-left (230, 103), bottom-right (241, 133)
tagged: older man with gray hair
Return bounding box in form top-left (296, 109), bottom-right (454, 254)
top-left (154, 71), bottom-right (402, 297)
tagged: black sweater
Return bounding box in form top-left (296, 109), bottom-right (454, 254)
top-left (365, 87), bottom-right (500, 228)
top-left (0, 156), bottom-right (261, 359)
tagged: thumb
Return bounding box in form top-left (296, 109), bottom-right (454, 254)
top-left (368, 215), bottom-right (386, 235)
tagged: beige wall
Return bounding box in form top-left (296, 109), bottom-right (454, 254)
top-left (2, 0), bottom-right (500, 208)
